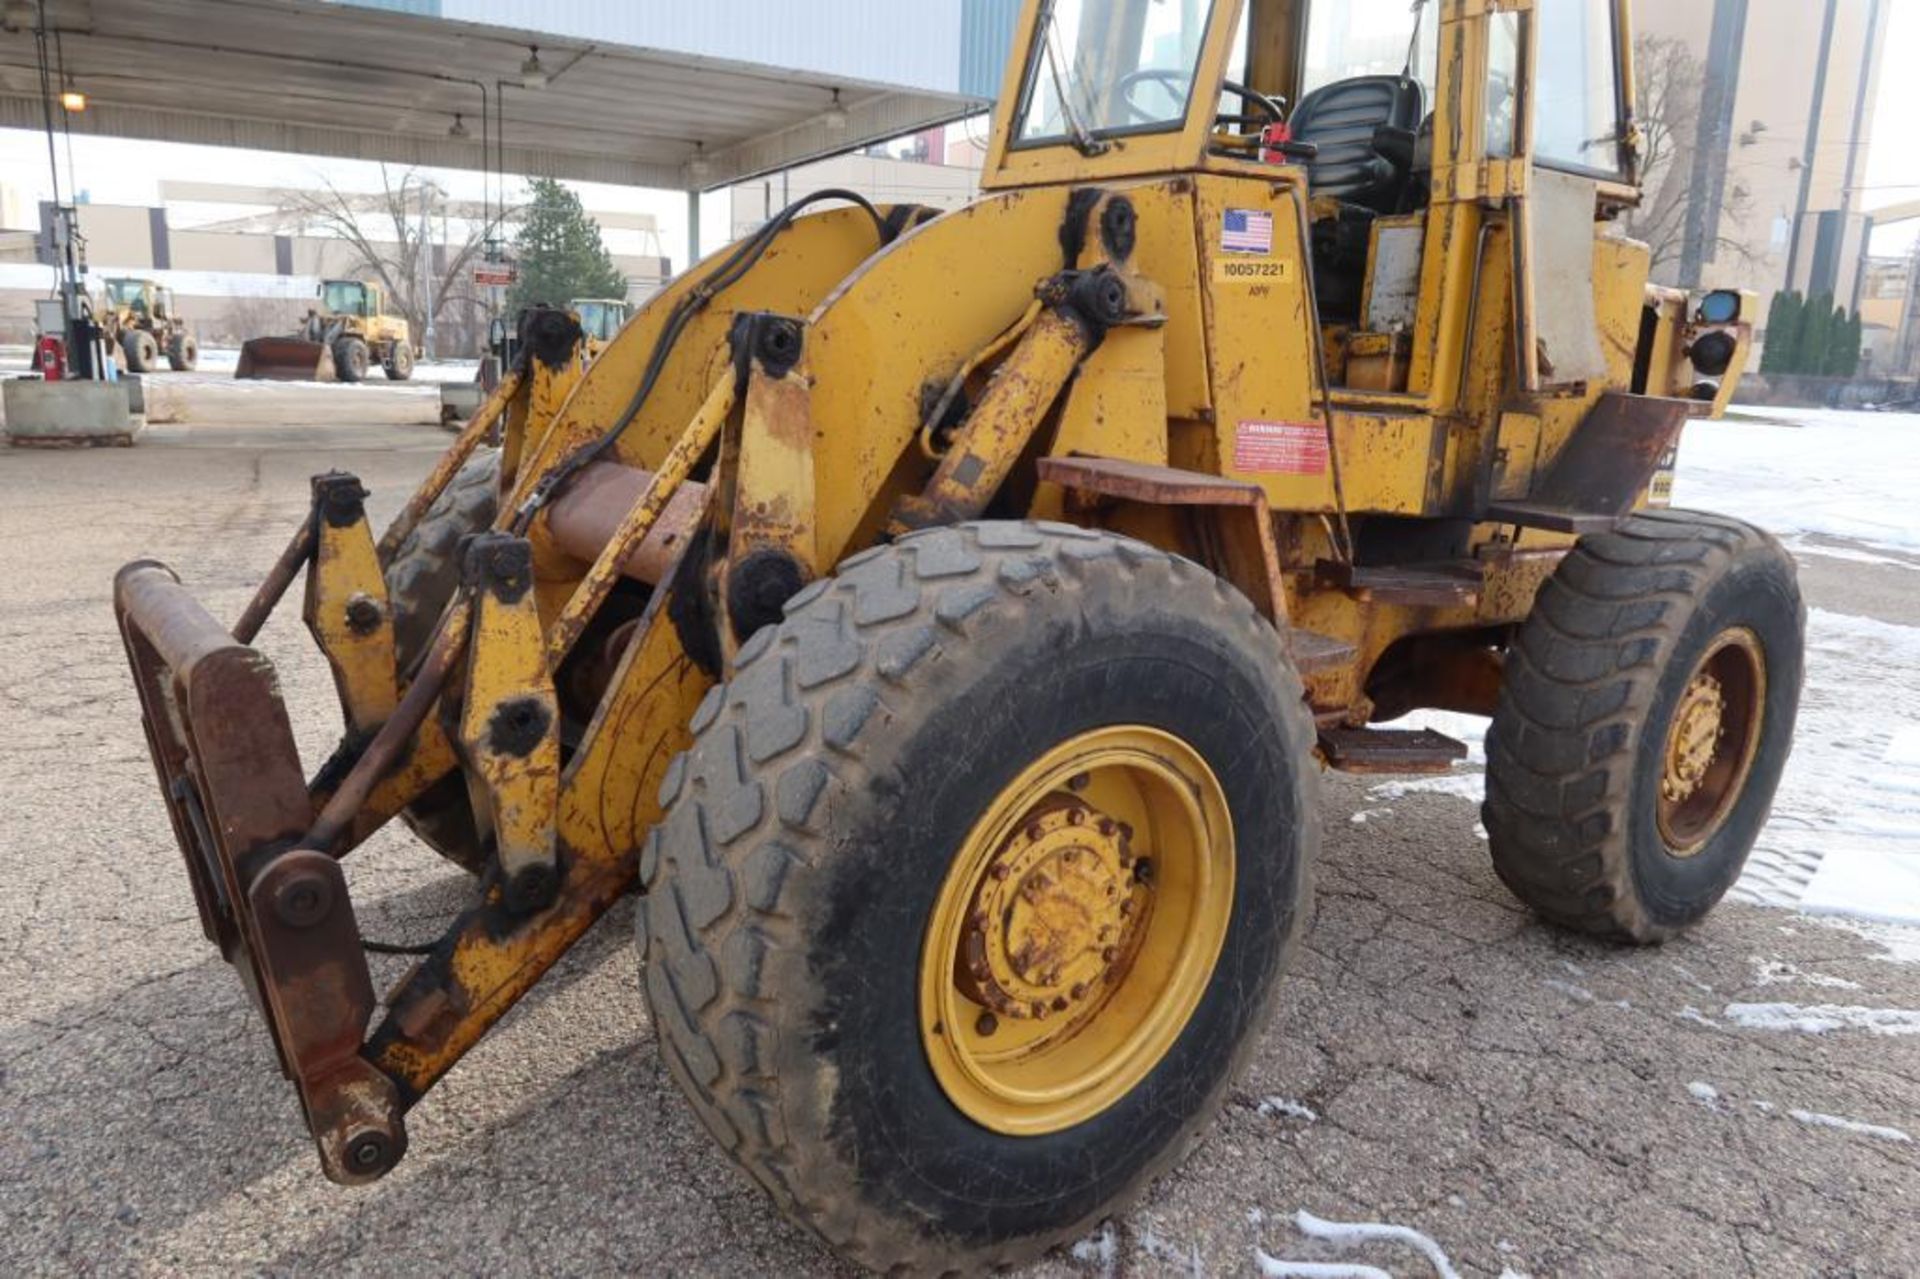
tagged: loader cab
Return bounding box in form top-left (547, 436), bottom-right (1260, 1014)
top-left (320, 279), bottom-right (374, 319)
top-left (105, 277), bottom-right (153, 317)
top-left (984, 0), bottom-right (1641, 406)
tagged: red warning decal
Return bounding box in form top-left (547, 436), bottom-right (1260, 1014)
top-left (1234, 420), bottom-right (1328, 476)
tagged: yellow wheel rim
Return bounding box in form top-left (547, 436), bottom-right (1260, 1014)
top-left (918, 726), bottom-right (1234, 1136)
top-left (1657, 626), bottom-right (1768, 855)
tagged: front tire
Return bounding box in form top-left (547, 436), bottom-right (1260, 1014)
top-left (122, 330), bottom-right (157, 373)
top-left (384, 449), bottom-right (501, 873)
top-left (1484, 510), bottom-right (1804, 942)
top-left (334, 336), bottom-right (370, 383)
top-left (639, 523), bottom-right (1318, 1271)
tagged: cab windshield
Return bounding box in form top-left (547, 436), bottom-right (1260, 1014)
top-left (323, 281), bottom-right (368, 316)
top-left (106, 279), bottom-right (146, 305)
top-left (1014, 0), bottom-right (1217, 147)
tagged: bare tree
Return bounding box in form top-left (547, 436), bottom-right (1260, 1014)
top-left (1626, 36), bottom-right (1754, 282)
top-left (275, 165), bottom-right (509, 357)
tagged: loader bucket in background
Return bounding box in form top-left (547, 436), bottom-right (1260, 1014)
top-left (236, 337), bottom-right (337, 382)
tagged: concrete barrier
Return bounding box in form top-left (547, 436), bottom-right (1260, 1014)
top-left (2, 379), bottom-right (138, 447)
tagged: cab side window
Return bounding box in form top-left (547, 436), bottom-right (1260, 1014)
top-left (1535, 0), bottom-right (1624, 177)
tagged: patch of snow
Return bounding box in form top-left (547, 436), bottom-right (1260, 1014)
top-left (1291, 1210), bottom-right (1462, 1279)
top-left (1134, 1223), bottom-right (1203, 1275)
top-left (1349, 807), bottom-right (1392, 825)
top-left (1255, 1258), bottom-right (1392, 1279)
top-left (1368, 772), bottom-right (1486, 803)
top-left (1687, 1081), bottom-right (1721, 1107)
top-left (1258, 1097), bottom-right (1319, 1122)
top-left (1071, 1222), bottom-right (1117, 1273)
top-left (1751, 958), bottom-right (1861, 990)
top-left (1810, 917), bottom-right (1920, 965)
top-left (1678, 1005), bottom-right (1717, 1026)
top-left (1445, 1194), bottom-right (1465, 1209)
top-left (1544, 978), bottom-right (1595, 1004)
top-left (1752, 1100), bottom-right (1776, 1114)
top-left (1788, 1109), bottom-right (1913, 1143)
top-left (1498, 1270), bottom-right (1535, 1279)
top-left (1729, 609), bottom-right (1920, 933)
top-left (1677, 411), bottom-right (1920, 555)
top-left (1723, 1002), bottom-right (1920, 1036)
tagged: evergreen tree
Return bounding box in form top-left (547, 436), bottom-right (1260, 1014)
top-left (1799, 292), bottom-right (1835, 377)
top-left (1819, 305), bottom-right (1844, 377)
top-left (1834, 309), bottom-right (1864, 379)
top-left (1766, 291), bottom-right (1804, 375)
top-left (506, 177), bottom-right (628, 315)
top-left (1759, 291), bottom-right (1790, 375)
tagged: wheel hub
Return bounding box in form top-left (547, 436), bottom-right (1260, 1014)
top-left (1662, 673), bottom-right (1726, 804)
top-left (959, 804), bottom-right (1145, 1022)
top-left (1655, 627), bottom-right (1768, 854)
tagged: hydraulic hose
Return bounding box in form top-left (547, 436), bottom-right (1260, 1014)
top-left (511, 189), bottom-right (892, 533)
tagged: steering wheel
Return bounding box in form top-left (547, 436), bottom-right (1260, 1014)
top-left (1115, 68), bottom-right (1286, 132)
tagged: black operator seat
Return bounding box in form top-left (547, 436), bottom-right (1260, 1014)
top-left (1288, 75), bottom-right (1427, 214)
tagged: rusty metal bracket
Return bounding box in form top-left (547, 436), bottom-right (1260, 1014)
top-left (115, 562), bottom-right (405, 1185)
top-left (1486, 391), bottom-right (1693, 534)
top-left (1037, 455), bottom-right (1292, 631)
top-left (458, 534), bottom-right (561, 914)
top-left (304, 473), bottom-right (399, 732)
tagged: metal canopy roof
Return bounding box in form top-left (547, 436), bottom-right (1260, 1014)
top-left (0, 0), bottom-right (993, 192)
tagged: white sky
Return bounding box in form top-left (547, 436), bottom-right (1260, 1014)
top-left (4, 3), bottom-right (1918, 264)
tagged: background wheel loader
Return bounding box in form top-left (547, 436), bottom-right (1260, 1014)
top-left (235, 277), bottom-right (416, 382)
top-left (95, 276), bottom-right (199, 372)
top-left (115, 0), bottom-right (1799, 1271)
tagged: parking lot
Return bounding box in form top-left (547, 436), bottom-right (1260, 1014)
top-left (2, 406), bottom-right (1917, 1277)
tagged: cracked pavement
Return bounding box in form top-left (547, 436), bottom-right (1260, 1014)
top-left (1, 417), bottom-right (1915, 1277)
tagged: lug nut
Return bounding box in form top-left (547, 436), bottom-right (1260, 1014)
top-left (1068, 773), bottom-right (1090, 791)
top-left (975, 1012), bottom-right (999, 1037)
top-left (1070, 982), bottom-right (1088, 1000)
top-left (344, 595), bottom-right (383, 636)
top-left (1101, 947), bottom-right (1118, 963)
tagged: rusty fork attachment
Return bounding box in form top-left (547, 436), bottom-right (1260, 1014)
top-left (112, 339), bottom-right (734, 1183)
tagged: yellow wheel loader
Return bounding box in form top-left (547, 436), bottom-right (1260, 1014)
top-left (116, 0), bottom-right (1798, 1270)
top-left (572, 296), bottom-right (633, 359)
top-left (96, 276), bottom-right (199, 372)
top-left (235, 278), bottom-right (417, 383)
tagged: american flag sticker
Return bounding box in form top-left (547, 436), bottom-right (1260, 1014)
top-left (1221, 208), bottom-right (1274, 255)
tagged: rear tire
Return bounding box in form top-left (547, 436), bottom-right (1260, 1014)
top-left (334, 336), bottom-right (370, 383)
top-left (639, 523), bottom-right (1318, 1271)
top-left (1483, 510), bottom-right (1804, 943)
top-left (167, 333), bottom-right (198, 372)
top-left (384, 448), bottom-right (501, 873)
top-left (384, 340), bottom-right (415, 381)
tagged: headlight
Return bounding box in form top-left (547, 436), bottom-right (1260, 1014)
top-left (1698, 290), bottom-right (1742, 326)
top-left (1687, 329), bottom-right (1738, 377)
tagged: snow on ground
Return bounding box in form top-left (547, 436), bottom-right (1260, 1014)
top-left (1675, 409), bottom-right (1920, 557)
top-left (1363, 410), bottom-right (1920, 944)
top-left (1256, 1211), bottom-right (1464, 1279)
top-left (1787, 1110), bottom-right (1914, 1143)
top-left (1721, 1002), bottom-right (1920, 1036)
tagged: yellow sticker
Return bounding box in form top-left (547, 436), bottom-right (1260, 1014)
top-left (1214, 257), bottom-right (1294, 285)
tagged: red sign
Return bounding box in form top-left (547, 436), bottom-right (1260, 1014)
top-left (1233, 420), bottom-right (1328, 476)
top-left (472, 264), bottom-right (518, 287)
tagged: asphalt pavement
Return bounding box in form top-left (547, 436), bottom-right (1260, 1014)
top-left (1, 415), bottom-right (1914, 1277)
